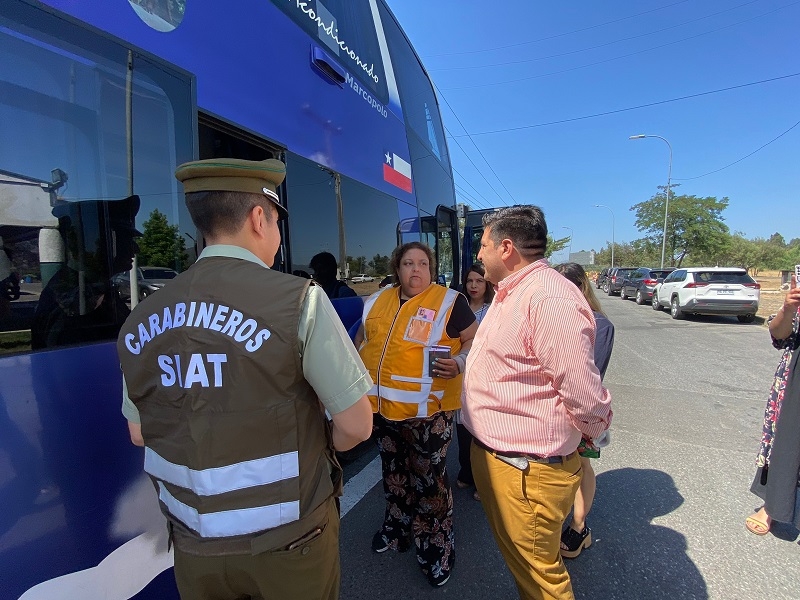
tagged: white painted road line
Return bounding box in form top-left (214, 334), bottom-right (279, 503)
top-left (340, 455), bottom-right (382, 518)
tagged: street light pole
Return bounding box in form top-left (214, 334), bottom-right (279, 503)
top-left (562, 226), bottom-right (573, 262)
top-left (629, 134), bottom-right (672, 269)
top-left (594, 205), bottom-right (614, 268)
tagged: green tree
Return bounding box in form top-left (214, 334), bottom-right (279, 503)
top-left (368, 253), bottom-right (390, 276)
top-left (631, 191), bottom-right (729, 267)
top-left (137, 209), bottom-right (189, 271)
top-left (545, 234), bottom-right (569, 260)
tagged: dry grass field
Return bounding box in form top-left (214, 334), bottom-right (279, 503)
top-left (754, 270), bottom-right (786, 321)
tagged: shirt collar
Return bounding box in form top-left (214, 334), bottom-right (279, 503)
top-left (197, 244), bottom-right (270, 269)
top-left (495, 258), bottom-right (549, 300)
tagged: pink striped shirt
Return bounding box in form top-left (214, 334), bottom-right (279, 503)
top-left (462, 259), bottom-right (612, 457)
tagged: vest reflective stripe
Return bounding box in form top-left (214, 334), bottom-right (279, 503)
top-left (157, 482), bottom-right (300, 538)
top-left (145, 447), bottom-right (299, 497)
top-left (426, 289), bottom-right (457, 351)
top-left (367, 383), bottom-right (445, 404)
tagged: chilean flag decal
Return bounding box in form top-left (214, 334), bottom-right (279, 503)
top-left (383, 151), bottom-right (413, 193)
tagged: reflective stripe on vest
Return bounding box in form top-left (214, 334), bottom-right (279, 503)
top-left (145, 447), bottom-right (300, 496)
top-left (157, 482), bottom-right (300, 538)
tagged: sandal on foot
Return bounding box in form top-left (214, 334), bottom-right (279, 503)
top-left (456, 480), bottom-right (471, 489)
top-left (745, 515), bottom-right (771, 536)
top-left (560, 526), bottom-right (591, 559)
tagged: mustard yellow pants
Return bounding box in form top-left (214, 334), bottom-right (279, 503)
top-left (471, 444), bottom-right (582, 600)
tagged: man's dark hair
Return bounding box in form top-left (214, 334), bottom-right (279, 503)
top-left (185, 190), bottom-right (274, 238)
top-left (482, 205), bottom-right (548, 260)
top-left (309, 252), bottom-right (338, 280)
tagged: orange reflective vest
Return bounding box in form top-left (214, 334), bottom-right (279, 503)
top-left (359, 284), bottom-right (463, 420)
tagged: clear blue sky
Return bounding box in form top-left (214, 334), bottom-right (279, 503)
top-left (385, 0), bottom-right (800, 262)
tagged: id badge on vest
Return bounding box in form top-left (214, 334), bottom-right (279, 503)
top-left (403, 307), bottom-right (437, 345)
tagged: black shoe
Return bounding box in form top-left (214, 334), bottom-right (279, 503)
top-left (560, 525), bottom-right (591, 559)
top-left (371, 531), bottom-right (410, 553)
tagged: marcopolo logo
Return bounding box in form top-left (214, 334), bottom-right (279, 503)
top-left (345, 73), bottom-right (388, 118)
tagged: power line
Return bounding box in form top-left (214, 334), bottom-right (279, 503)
top-left (430, 0), bottom-right (760, 72)
top-left (448, 72), bottom-right (800, 137)
top-left (440, 1), bottom-right (799, 91)
top-left (454, 183), bottom-right (490, 210)
top-left (426, 0), bottom-right (692, 58)
top-left (674, 120), bottom-right (800, 180)
top-left (453, 173), bottom-right (492, 209)
top-left (435, 83), bottom-right (517, 204)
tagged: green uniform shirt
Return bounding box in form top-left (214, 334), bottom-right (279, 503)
top-left (122, 244), bottom-right (371, 423)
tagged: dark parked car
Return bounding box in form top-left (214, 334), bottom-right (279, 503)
top-left (595, 268), bottom-right (610, 290)
top-left (604, 267), bottom-right (636, 296)
top-left (620, 267), bottom-right (676, 304)
top-left (113, 266), bottom-right (179, 301)
top-left (378, 274), bottom-right (395, 288)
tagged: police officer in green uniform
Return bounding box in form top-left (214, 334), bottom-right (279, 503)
top-left (118, 158), bottom-right (373, 600)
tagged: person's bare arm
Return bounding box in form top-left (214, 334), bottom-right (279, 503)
top-left (128, 421), bottom-right (144, 447)
top-left (770, 276), bottom-right (800, 340)
top-left (354, 323), bottom-right (364, 348)
top-left (330, 394), bottom-right (372, 451)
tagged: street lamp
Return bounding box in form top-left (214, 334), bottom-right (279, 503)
top-left (562, 226), bottom-right (573, 262)
top-left (629, 134), bottom-right (672, 269)
top-left (594, 205), bottom-right (615, 268)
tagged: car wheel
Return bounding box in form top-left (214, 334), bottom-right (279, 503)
top-left (620, 287), bottom-right (628, 300)
top-left (606, 284), bottom-right (613, 296)
top-left (636, 290), bottom-right (645, 305)
top-left (652, 292), bottom-right (661, 311)
top-left (602, 282), bottom-right (609, 294)
top-left (738, 314), bottom-right (756, 323)
top-left (670, 296), bottom-right (683, 320)
top-left (139, 289), bottom-right (149, 301)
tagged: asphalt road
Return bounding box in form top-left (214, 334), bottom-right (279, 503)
top-left (337, 292), bottom-right (800, 599)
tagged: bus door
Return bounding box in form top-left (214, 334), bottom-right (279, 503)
top-left (419, 205), bottom-right (459, 289)
top-left (460, 207), bottom-right (499, 284)
top-left (197, 114), bottom-right (288, 270)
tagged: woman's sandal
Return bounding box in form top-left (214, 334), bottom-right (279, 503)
top-left (745, 515), bottom-right (771, 536)
top-left (560, 526), bottom-right (592, 559)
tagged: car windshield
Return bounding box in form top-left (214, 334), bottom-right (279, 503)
top-left (693, 271), bottom-right (754, 284)
top-left (142, 269), bottom-right (178, 279)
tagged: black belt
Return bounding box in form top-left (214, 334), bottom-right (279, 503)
top-left (474, 438), bottom-right (573, 464)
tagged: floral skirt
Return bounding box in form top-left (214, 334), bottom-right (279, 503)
top-left (373, 412), bottom-right (455, 581)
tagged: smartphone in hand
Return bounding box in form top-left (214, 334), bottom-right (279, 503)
top-left (428, 345), bottom-right (451, 377)
top-left (794, 264), bottom-right (800, 283)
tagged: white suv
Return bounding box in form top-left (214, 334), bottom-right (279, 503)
top-left (652, 267), bottom-right (760, 322)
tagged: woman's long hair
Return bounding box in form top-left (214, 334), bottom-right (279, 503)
top-left (554, 262), bottom-right (604, 315)
top-left (462, 263), bottom-right (494, 305)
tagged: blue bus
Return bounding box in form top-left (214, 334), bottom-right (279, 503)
top-left (0, 1), bottom-right (460, 596)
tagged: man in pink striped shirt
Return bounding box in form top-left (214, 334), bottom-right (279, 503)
top-left (462, 206), bottom-right (612, 600)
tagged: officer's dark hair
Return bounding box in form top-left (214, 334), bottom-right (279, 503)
top-left (482, 205), bottom-right (547, 260)
top-left (389, 242), bottom-right (436, 283)
top-left (186, 190), bottom-right (276, 238)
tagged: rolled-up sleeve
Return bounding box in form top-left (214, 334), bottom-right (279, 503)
top-left (121, 376), bottom-right (140, 424)
top-left (531, 297), bottom-right (612, 440)
top-left (299, 286), bottom-right (373, 415)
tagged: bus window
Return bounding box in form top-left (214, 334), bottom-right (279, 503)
top-left (0, 22), bottom-right (192, 354)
